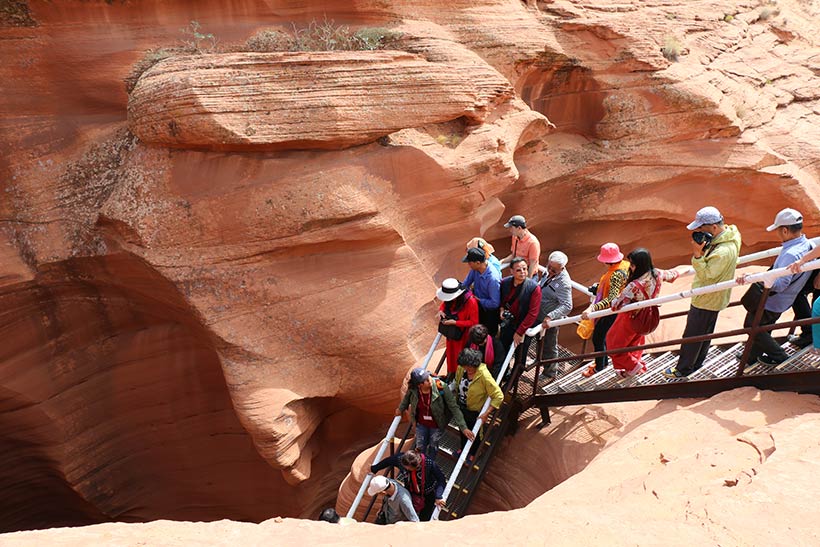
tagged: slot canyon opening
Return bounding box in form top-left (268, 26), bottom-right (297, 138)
top-left (0, 253), bottom-right (372, 532)
top-left (517, 64), bottom-right (607, 137)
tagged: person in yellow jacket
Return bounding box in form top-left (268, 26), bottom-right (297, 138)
top-left (665, 206), bottom-right (742, 378)
top-left (452, 348), bottom-right (504, 460)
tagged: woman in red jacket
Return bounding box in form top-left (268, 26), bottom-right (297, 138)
top-left (437, 278), bottom-right (479, 377)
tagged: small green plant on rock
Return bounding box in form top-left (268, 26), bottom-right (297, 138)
top-left (245, 29), bottom-right (291, 52)
top-left (180, 20), bottom-right (218, 53)
top-left (723, 13), bottom-right (734, 22)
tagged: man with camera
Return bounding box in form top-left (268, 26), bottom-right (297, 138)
top-left (664, 206), bottom-right (742, 378)
top-left (499, 257), bottom-right (542, 360)
top-left (736, 208), bottom-right (814, 365)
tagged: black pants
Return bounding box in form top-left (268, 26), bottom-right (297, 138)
top-left (479, 305), bottom-right (500, 337)
top-left (792, 288), bottom-right (819, 342)
top-left (677, 306), bottom-right (719, 374)
top-left (459, 407), bottom-right (481, 457)
top-left (592, 314), bottom-right (616, 371)
top-left (744, 309), bottom-right (787, 362)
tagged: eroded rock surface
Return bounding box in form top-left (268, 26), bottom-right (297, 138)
top-left (1, 0), bottom-right (819, 533)
top-left (128, 51), bottom-right (514, 151)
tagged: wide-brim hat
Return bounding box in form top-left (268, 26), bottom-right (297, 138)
top-left (436, 278), bottom-right (465, 302)
top-left (597, 242), bottom-right (623, 263)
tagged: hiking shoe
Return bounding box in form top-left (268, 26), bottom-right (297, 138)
top-left (580, 365), bottom-right (597, 378)
top-left (662, 366), bottom-right (687, 379)
top-left (757, 354), bottom-right (785, 366)
top-left (787, 334), bottom-right (812, 349)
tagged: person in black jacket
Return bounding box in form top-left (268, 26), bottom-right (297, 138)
top-left (370, 450), bottom-right (446, 521)
top-left (499, 257), bottom-right (542, 363)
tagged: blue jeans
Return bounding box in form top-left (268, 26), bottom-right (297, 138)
top-left (415, 423), bottom-right (443, 461)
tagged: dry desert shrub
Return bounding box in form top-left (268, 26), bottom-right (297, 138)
top-left (245, 19), bottom-right (402, 52)
top-left (661, 36), bottom-right (682, 61)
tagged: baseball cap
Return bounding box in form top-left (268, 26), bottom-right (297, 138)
top-left (409, 367), bottom-right (430, 385)
top-left (367, 475), bottom-right (390, 496)
top-left (686, 206), bottom-right (723, 230)
top-left (503, 215), bottom-right (526, 228)
top-left (462, 247), bottom-right (486, 263)
top-left (766, 208), bottom-right (802, 231)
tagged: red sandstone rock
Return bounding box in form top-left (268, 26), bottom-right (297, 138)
top-left (128, 51), bottom-right (514, 151)
top-left (1, 0), bottom-right (819, 534)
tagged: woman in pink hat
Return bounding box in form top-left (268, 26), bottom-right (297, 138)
top-left (580, 243), bottom-right (630, 378)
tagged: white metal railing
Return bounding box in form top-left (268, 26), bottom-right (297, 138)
top-left (500, 262), bottom-right (594, 301)
top-left (676, 236), bottom-right (820, 277)
top-left (345, 333), bottom-right (443, 519)
top-left (349, 242), bottom-right (820, 521)
top-left (431, 341), bottom-right (516, 520)
top-left (523, 259), bottom-right (820, 339)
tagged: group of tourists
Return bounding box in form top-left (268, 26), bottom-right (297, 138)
top-left (347, 205), bottom-right (820, 526)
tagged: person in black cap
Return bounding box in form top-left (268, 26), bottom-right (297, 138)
top-left (461, 246), bottom-right (502, 335)
top-left (500, 215), bottom-right (541, 278)
top-left (396, 367), bottom-right (473, 461)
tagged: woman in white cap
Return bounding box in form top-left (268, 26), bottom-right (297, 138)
top-left (436, 278), bottom-right (479, 377)
top-left (367, 475), bottom-right (419, 524)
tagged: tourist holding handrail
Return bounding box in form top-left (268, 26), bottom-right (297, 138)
top-left (664, 206), bottom-right (742, 378)
top-left (396, 367), bottom-right (474, 461)
top-left (789, 236), bottom-right (820, 354)
top-left (606, 248), bottom-right (679, 377)
top-left (453, 348), bottom-right (503, 461)
top-left (498, 257), bottom-right (542, 356)
top-left (580, 243), bottom-right (629, 378)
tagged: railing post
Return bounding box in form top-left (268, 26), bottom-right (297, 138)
top-left (735, 285), bottom-right (771, 376)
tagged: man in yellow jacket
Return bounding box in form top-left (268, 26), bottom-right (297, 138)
top-left (665, 206), bottom-right (742, 378)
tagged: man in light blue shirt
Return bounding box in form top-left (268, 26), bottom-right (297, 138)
top-left (462, 247), bottom-right (502, 335)
top-left (741, 208), bottom-right (815, 365)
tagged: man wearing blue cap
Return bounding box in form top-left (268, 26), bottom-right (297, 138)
top-left (396, 368), bottom-right (474, 460)
top-left (665, 206), bottom-right (742, 378)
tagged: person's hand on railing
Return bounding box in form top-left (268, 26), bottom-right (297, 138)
top-left (479, 408), bottom-right (493, 423)
top-left (394, 407), bottom-right (406, 419)
top-left (581, 308), bottom-right (592, 321)
top-left (513, 332), bottom-right (524, 345)
top-left (434, 498), bottom-right (446, 508)
top-left (736, 273), bottom-right (749, 285)
top-left (462, 428), bottom-right (476, 441)
top-left (541, 317), bottom-right (552, 330)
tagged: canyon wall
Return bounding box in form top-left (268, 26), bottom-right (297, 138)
top-left (1, 0), bottom-right (818, 532)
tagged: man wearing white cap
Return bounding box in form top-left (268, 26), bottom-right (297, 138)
top-left (500, 215), bottom-right (541, 278)
top-left (736, 208), bottom-right (814, 365)
top-left (665, 206), bottom-right (742, 378)
top-left (367, 475), bottom-right (419, 524)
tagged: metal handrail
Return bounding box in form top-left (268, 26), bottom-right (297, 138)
top-left (345, 332), bottom-right (444, 519)
top-left (500, 262), bottom-right (594, 300)
top-left (676, 236), bottom-right (820, 277)
top-left (522, 259), bottom-right (820, 340)
top-left (431, 342), bottom-right (517, 520)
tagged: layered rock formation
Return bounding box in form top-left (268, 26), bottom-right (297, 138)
top-left (1, 0), bottom-right (819, 534)
top-left (5, 388), bottom-right (820, 545)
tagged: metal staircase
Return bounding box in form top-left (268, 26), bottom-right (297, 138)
top-left (345, 251), bottom-right (820, 523)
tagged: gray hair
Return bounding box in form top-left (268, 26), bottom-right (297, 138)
top-left (548, 251), bottom-right (568, 267)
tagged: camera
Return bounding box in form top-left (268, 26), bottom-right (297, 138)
top-left (499, 309), bottom-right (514, 330)
top-left (692, 231), bottom-right (713, 246)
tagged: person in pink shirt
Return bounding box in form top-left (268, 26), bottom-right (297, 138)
top-left (500, 215), bottom-right (541, 278)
